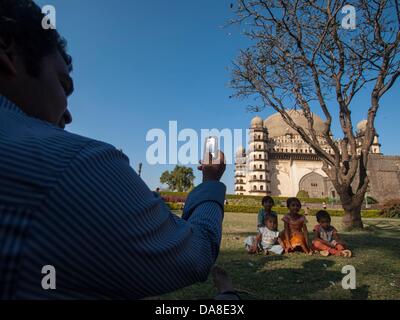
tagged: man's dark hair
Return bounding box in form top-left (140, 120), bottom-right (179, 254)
top-left (0, 0), bottom-right (72, 76)
top-left (286, 197), bottom-right (301, 208)
top-left (261, 196), bottom-right (274, 206)
top-left (316, 210), bottom-right (331, 223)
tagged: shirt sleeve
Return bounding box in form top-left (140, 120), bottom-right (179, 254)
top-left (22, 141), bottom-right (226, 299)
top-left (257, 209), bottom-right (264, 226)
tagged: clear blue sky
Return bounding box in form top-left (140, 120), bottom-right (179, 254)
top-left (36, 0), bottom-right (400, 193)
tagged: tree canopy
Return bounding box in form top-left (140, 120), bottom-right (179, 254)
top-left (160, 166), bottom-right (195, 192)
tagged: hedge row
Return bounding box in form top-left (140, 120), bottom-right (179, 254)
top-left (166, 202), bottom-right (382, 218)
top-left (167, 202), bottom-right (184, 210)
top-left (225, 194), bottom-right (330, 204)
top-left (224, 205), bottom-right (381, 217)
top-left (161, 191), bottom-right (330, 204)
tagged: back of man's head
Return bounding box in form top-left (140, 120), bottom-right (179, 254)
top-left (0, 0), bottom-right (73, 127)
top-left (0, 0), bottom-right (72, 75)
top-left (0, 0), bottom-right (71, 75)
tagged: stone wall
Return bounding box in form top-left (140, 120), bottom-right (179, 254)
top-left (367, 154), bottom-right (400, 203)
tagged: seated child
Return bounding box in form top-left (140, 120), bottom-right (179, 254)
top-left (257, 196), bottom-right (278, 230)
top-left (245, 214), bottom-right (284, 255)
top-left (281, 197), bottom-right (311, 254)
top-left (312, 210), bottom-right (352, 257)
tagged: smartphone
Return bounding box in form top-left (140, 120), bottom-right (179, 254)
top-left (204, 136), bottom-right (219, 162)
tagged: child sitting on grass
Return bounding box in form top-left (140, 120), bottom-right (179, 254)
top-left (245, 214), bottom-right (284, 255)
top-left (281, 197), bottom-right (311, 254)
top-left (257, 196), bottom-right (278, 229)
top-left (312, 210), bottom-right (352, 257)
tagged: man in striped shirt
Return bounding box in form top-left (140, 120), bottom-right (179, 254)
top-left (0, 0), bottom-right (226, 299)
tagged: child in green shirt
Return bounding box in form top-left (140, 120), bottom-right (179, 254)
top-left (257, 196), bottom-right (277, 229)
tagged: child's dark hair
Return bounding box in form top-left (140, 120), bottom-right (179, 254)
top-left (316, 210), bottom-right (331, 222)
top-left (265, 213), bottom-right (277, 222)
top-left (286, 197), bottom-right (301, 208)
top-left (261, 196), bottom-right (274, 206)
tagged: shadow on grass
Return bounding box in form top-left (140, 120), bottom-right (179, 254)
top-left (216, 253), bottom-right (374, 300)
top-left (339, 232), bottom-right (400, 260)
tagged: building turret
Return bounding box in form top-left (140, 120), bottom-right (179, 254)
top-left (234, 146), bottom-right (247, 195)
top-left (247, 117), bottom-right (271, 195)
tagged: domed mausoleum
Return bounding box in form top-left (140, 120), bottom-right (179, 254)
top-left (234, 112), bottom-right (400, 202)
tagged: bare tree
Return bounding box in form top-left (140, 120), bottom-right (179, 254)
top-left (230, 0), bottom-right (400, 230)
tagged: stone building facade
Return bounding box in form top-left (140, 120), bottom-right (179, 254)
top-left (234, 110), bottom-right (400, 203)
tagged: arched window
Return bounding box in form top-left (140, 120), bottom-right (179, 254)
top-left (260, 185), bottom-right (264, 191)
top-left (253, 185), bottom-right (257, 191)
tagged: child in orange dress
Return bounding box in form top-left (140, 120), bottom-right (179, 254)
top-left (312, 210), bottom-right (352, 257)
top-left (281, 197), bottom-right (311, 254)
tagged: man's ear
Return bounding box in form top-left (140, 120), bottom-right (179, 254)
top-left (0, 36), bottom-right (18, 76)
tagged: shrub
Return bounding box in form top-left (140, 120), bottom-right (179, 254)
top-left (380, 200), bottom-right (400, 218)
top-left (366, 196), bottom-right (378, 205)
top-left (297, 190), bottom-right (310, 198)
top-left (166, 202), bottom-right (184, 210)
top-left (161, 191), bottom-right (188, 198)
top-left (223, 205), bottom-right (383, 218)
top-left (161, 191), bottom-right (329, 204)
top-left (166, 201), bottom-right (384, 218)
top-left (161, 195), bottom-right (186, 203)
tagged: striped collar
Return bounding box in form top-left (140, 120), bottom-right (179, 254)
top-left (0, 95), bottom-right (24, 115)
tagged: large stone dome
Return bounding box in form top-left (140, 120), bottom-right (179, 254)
top-left (357, 119), bottom-right (368, 133)
top-left (264, 110), bottom-right (326, 138)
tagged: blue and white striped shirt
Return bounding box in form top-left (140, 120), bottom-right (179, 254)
top-left (0, 96), bottom-right (226, 299)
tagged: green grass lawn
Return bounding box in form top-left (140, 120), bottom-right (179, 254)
top-left (158, 213), bottom-right (400, 300)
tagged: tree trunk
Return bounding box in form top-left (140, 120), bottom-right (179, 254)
top-left (341, 195), bottom-right (364, 231)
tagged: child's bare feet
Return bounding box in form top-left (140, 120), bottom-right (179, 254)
top-left (211, 266), bottom-right (235, 294)
top-left (320, 250), bottom-right (330, 257)
top-left (341, 250), bottom-right (352, 257)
